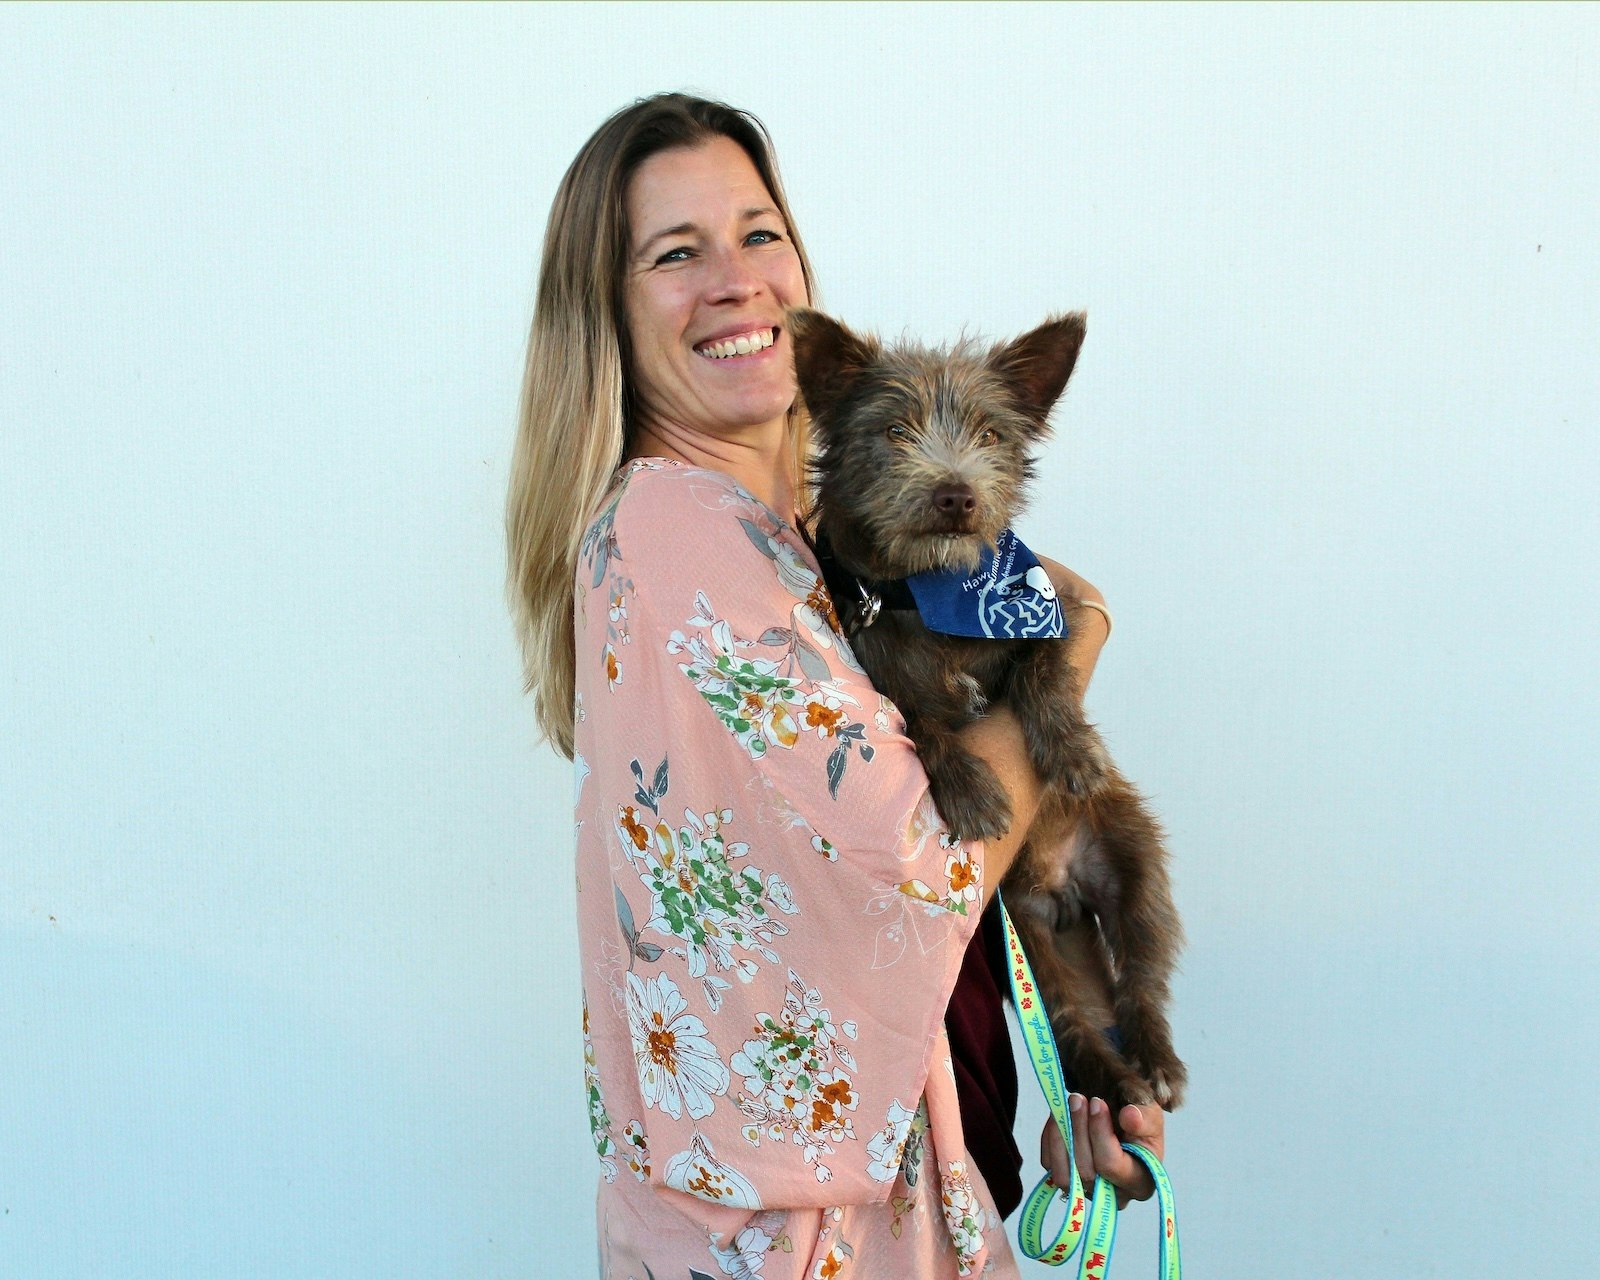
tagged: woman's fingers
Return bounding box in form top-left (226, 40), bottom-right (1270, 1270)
top-left (1118, 1102), bottom-right (1165, 1162)
top-left (1048, 1097), bottom-right (1168, 1209)
top-left (1068, 1094), bottom-right (1097, 1191)
top-left (1040, 1115), bottom-right (1074, 1191)
top-left (1085, 1098), bottom-right (1158, 1207)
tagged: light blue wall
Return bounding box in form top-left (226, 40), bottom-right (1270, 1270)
top-left (2, 4), bottom-right (1595, 1276)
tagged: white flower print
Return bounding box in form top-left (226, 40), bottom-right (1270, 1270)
top-left (671, 591), bottom-right (875, 799)
top-left (663, 1132), bottom-right (762, 1209)
top-left (770, 539), bottom-right (864, 675)
top-left (939, 1159), bottom-right (987, 1276)
top-left (671, 619), bottom-right (806, 757)
top-left (944, 844), bottom-right (981, 907)
top-left (812, 1242), bottom-right (851, 1279)
top-left (614, 801), bottom-right (797, 994)
top-left (619, 1118), bottom-right (651, 1182)
top-left (625, 970), bottom-right (729, 1121)
top-left (864, 1099), bottom-right (918, 1183)
top-left (730, 971), bottom-right (861, 1181)
top-left (582, 998), bottom-right (619, 1182)
top-left (709, 1209), bottom-right (788, 1279)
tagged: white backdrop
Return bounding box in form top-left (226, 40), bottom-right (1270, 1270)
top-left (3, 4), bottom-right (1596, 1277)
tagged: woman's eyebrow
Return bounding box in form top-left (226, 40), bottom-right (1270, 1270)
top-left (635, 208), bottom-right (782, 257)
top-left (636, 221), bottom-right (697, 257)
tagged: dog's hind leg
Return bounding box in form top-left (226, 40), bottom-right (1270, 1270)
top-left (1007, 896), bottom-right (1160, 1113)
top-left (1082, 772), bottom-right (1188, 1111)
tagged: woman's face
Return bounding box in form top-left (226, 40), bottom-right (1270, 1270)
top-left (623, 135), bottom-right (808, 443)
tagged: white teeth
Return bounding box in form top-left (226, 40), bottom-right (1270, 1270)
top-left (697, 328), bottom-right (775, 360)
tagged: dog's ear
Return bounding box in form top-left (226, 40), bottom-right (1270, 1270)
top-left (988, 311), bottom-right (1087, 424)
top-left (786, 307), bottom-right (879, 425)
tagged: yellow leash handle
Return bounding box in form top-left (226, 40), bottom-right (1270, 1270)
top-left (998, 894), bottom-right (1181, 1278)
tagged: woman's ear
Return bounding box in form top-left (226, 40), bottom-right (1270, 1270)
top-left (786, 307), bottom-right (880, 427)
top-left (988, 311), bottom-right (1087, 424)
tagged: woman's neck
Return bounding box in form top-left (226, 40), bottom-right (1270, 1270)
top-left (629, 417), bottom-right (796, 520)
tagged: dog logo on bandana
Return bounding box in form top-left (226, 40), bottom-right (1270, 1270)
top-left (906, 529), bottom-right (1066, 640)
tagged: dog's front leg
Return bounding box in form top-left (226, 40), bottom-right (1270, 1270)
top-left (1008, 637), bottom-right (1110, 797)
top-left (857, 628), bottom-right (1013, 842)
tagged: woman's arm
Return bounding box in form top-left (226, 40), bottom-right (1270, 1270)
top-left (969, 558), bottom-right (1168, 1202)
top-left (956, 558), bottom-right (1110, 901)
top-left (1040, 555), bottom-right (1110, 688)
top-left (955, 706), bottom-right (1041, 901)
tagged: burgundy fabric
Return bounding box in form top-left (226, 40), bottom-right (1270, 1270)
top-left (945, 901), bottom-right (1023, 1218)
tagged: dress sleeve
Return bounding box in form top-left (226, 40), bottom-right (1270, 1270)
top-left (585, 463), bottom-right (985, 1225)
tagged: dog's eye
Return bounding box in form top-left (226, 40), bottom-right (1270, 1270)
top-left (887, 425), bottom-right (911, 442)
top-left (977, 428), bottom-right (999, 447)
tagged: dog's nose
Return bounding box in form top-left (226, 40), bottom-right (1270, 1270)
top-left (933, 484), bottom-right (976, 515)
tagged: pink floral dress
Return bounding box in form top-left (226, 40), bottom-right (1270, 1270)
top-left (573, 459), bottom-right (1022, 1280)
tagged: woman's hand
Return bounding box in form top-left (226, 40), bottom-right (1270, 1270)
top-left (1034, 555), bottom-right (1109, 686)
top-left (1040, 1097), bottom-right (1166, 1210)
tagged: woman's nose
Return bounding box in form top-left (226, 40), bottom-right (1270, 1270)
top-left (702, 247), bottom-right (763, 303)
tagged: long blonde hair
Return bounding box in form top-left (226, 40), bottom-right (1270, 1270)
top-left (506, 94), bottom-right (818, 759)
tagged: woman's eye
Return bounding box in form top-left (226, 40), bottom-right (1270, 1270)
top-left (655, 246), bottom-right (692, 265)
top-left (746, 228), bottom-right (784, 246)
top-left (978, 428), bottom-right (999, 447)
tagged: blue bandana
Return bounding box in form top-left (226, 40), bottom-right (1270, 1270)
top-left (905, 528), bottom-right (1066, 639)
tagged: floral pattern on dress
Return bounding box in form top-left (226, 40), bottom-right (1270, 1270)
top-left (626, 970), bottom-right (730, 1122)
top-left (612, 1118), bottom-right (650, 1183)
top-left (670, 590), bottom-right (875, 799)
top-left (864, 1098), bottom-right (919, 1184)
top-left (730, 971), bottom-right (861, 1183)
top-left (864, 796), bottom-right (981, 968)
top-left (938, 1160), bottom-right (987, 1277)
top-left (575, 461), bottom-right (1012, 1278)
top-left (662, 1132), bottom-right (762, 1209)
top-left (614, 755), bottom-right (798, 1012)
top-left (585, 996), bottom-right (620, 1182)
top-left (582, 483), bottom-right (637, 694)
top-left (708, 1209), bottom-right (789, 1279)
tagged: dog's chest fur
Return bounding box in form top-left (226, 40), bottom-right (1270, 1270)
top-left (845, 603), bottom-right (1029, 719)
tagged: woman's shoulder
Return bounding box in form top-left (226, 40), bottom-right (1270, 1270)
top-left (578, 457), bottom-right (798, 605)
top-left (603, 457), bottom-right (793, 554)
top-left (610, 456), bottom-right (765, 517)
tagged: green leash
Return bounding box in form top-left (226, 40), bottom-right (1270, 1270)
top-left (997, 894), bottom-right (1181, 1278)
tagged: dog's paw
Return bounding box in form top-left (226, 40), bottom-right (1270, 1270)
top-left (1061, 1049), bottom-right (1153, 1118)
top-left (1046, 734), bottom-right (1111, 798)
top-left (1147, 1058), bottom-right (1187, 1112)
top-left (1024, 710), bottom-right (1111, 797)
top-left (953, 672), bottom-right (989, 720)
top-left (928, 753), bottom-right (1013, 843)
top-left (1130, 1050), bottom-right (1187, 1112)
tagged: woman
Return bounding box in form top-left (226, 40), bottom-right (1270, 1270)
top-left (507, 93), bottom-right (1165, 1278)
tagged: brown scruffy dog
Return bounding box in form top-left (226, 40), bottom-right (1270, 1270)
top-left (789, 306), bottom-right (1186, 1115)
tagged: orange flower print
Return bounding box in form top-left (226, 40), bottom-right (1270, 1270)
top-left (731, 975), bottom-right (861, 1179)
top-left (805, 580), bottom-right (841, 635)
top-left (814, 1245), bottom-right (847, 1279)
top-left (944, 847), bottom-right (980, 909)
top-left (620, 806), bottom-right (650, 851)
top-left (804, 700), bottom-right (845, 736)
top-left (603, 643), bottom-right (622, 691)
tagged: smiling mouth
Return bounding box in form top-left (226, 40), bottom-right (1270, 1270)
top-left (694, 327), bottom-right (778, 360)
